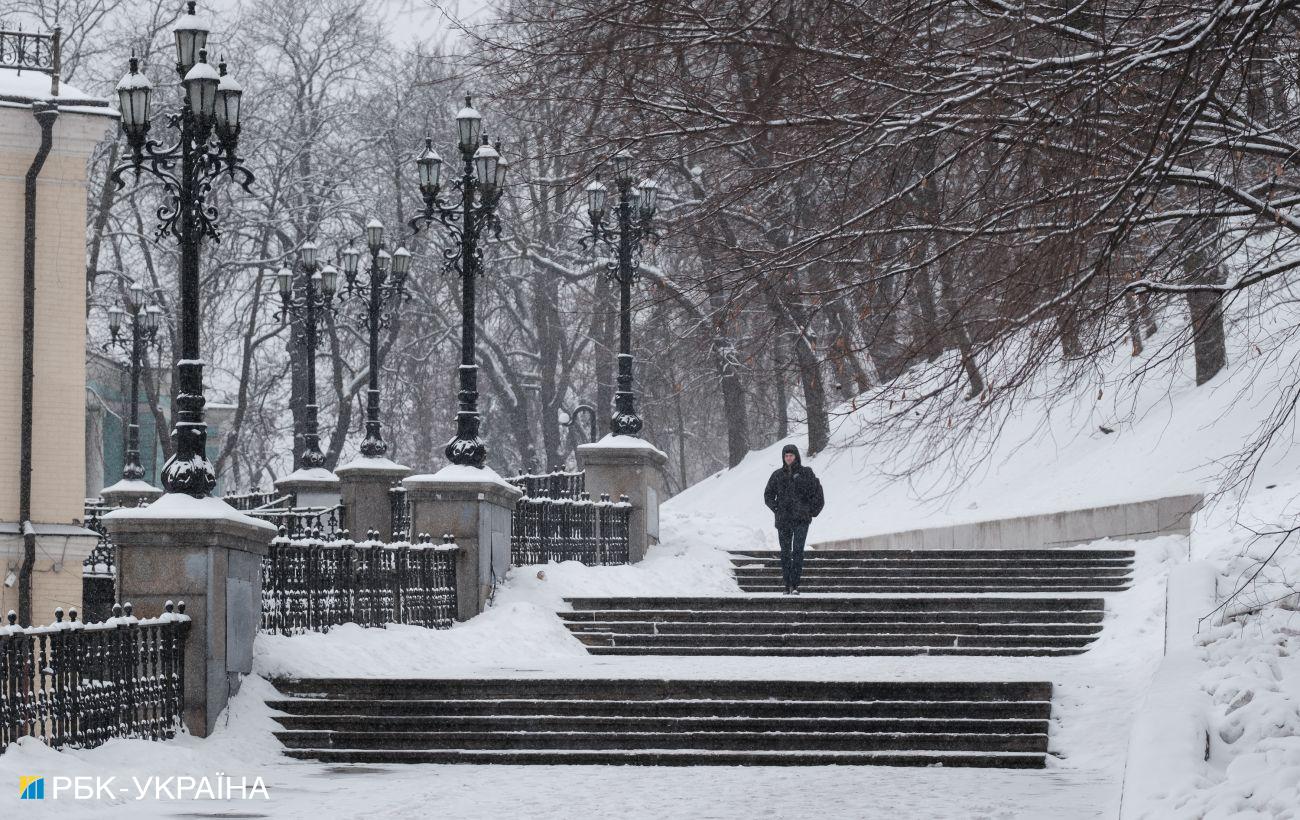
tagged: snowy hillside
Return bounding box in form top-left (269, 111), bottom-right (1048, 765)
top-left (667, 295), bottom-right (1300, 547)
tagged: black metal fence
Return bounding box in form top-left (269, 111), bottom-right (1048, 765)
top-left (508, 468), bottom-right (632, 566)
top-left (389, 484), bottom-right (411, 541)
top-left (1, 602), bottom-right (190, 754)
top-left (81, 502), bottom-right (118, 623)
top-left (260, 532), bottom-right (458, 635)
top-left (245, 504), bottom-right (346, 540)
top-left (221, 489), bottom-right (289, 511)
top-left (0, 26), bottom-right (60, 76)
top-left (507, 469), bottom-right (586, 500)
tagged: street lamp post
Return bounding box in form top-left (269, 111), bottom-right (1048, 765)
top-left (111, 0), bottom-right (252, 496)
top-left (274, 243), bottom-right (339, 469)
top-left (586, 151), bottom-right (658, 437)
top-left (341, 221), bottom-right (411, 457)
top-left (408, 95), bottom-right (509, 468)
top-left (104, 281), bottom-right (163, 484)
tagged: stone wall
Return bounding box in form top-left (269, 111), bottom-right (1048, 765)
top-left (813, 494), bottom-right (1204, 551)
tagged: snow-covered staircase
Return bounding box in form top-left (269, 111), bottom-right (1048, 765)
top-left (269, 677), bottom-right (1054, 767)
top-left (731, 548), bottom-right (1135, 593)
top-left (560, 595), bottom-right (1106, 656)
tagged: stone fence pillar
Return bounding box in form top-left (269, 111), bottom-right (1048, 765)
top-left (99, 478), bottom-right (163, 509)
top-left (403, 466), bottom-right (521, 621)
top-left (103, 494), bottom-right (276, 737)
top-left (273, 467), bottom-right (340, 509)
top-left (335, 457), bottom-right (410, 540)
top-left (577, 436), bottom-right (669, 563)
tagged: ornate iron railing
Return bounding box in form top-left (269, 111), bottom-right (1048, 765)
top-left (507, 469), bottom-right (585, 500)
top-left (511, 491), bottom-right (631, 566)
top-left (81, 501), bottom-right (120, 623)
top-left (389, 484), bottom-right (411, 541)
top-left (244, 504), bottom-right (345, 540)
top-left (1, 602), bottom-right (189, 754)
top-left (260, 532), bottom-right (458, 635)
top-left (222, 489), bottom-right (290, 511)
top-left (0, 27), bottom-right (59, 87)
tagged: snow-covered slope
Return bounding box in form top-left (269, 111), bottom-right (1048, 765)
top-left (668, 299), bottom-right (1300, 547)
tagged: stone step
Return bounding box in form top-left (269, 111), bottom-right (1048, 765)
top-left (732, 574), bottom-right (1133, 585)
top-left (271, 713), bottom-right (1051, 735)
top-left (266, 697), bottom-right (1052, 721)
top-left (560, 608), bottom-right (1106, 624)
top-left (730, 558), bottom-right (1134, 568)
top-left (281, 747), bottom-right (1048, 767)
top-left (729, 549), bottom-right (1134, 559)
top-left (274, 729), bottom-right (1048, 753)
top-left (733, 566), bottom-right (1128, 579)
top-left (733, 577), bottom-right (1131, 586)
top-left (734, 585), bottom-right (1129, 593)
top-left (570, 632), bottom-right (1097, 649)
top-left (560, 620), bottom-right (1103, 636)
top-left (273, 678), bottom-right (1054, 703)
top-left (583, 645), bottom-right (1090, 657)
top-left (563, 596), bottom-right (1107, 612)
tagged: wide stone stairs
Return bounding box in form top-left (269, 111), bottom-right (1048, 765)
top-left (269, 677), bottom-right (1054, 767)
top-left (561, 595), bottom-right (1107, 656)
top-left (732, 548), bottom-right (1135, 593)
top-left (270, 546), bottom-right (1135, 767)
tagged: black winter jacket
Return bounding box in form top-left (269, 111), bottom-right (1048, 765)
top-left (763, 444), bottom-right (825, 527)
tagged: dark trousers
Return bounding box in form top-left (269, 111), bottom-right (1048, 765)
top-left (777, 522), bottom-right (810, 589)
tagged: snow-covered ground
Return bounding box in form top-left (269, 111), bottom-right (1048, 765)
top-left (0, 514), bottom-right (1180, 819)
top-left (7, 296), bottom-right (1300, 818)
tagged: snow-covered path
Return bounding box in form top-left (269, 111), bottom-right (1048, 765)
top-left (0, 521), bottom-right (1178, 819)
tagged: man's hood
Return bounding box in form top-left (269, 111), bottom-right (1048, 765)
top-left (781, 443), bottom-right (802, 469)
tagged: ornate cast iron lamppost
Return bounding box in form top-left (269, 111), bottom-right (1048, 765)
top-left (273, 243), bottom-right (339, 469)
top-left (341, 221), bottom-right (411, 458)
top-left (408, 96), bottom-right (509, 468)
top-left (104, 281), bottom-right (164, 483)
top-left (585, 151), bottom-right (658, 437)
top-left (112, 1), bottom-right (252, 496)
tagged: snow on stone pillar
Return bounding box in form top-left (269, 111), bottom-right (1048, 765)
top-left (273, 467), bottom-right (340, 510)
top-left (335, 457), bottom-right (410, 540)
top-left (100, 478), bottom-right (163, 509)
top-left (403, 466), bottom-right (521, 621)
top-left (103, 495), bottom-right (276, 736)
top-left (577, 435), bottom-right (669, 563)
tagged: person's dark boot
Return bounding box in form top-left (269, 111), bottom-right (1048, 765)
top-left (783, 585), bottom-right (791, 595)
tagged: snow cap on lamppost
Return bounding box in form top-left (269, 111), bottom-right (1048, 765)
top-left (417, 139), bottom-right (442, 196)
top-left (586, 178), bottom-right (607, 221)
top-left (299, 240), bottom-right (320, 270)
top-left (183, 51), bottom-right (220, 132)
top-left (639, 178), bottom-right (658, 214)
top-left (319, 265), bottom-right (339, 298)
top-left (457, 95), bottom-right (482, 155)
top-left (392, 246), bottom-right (412, 287)
top-left (341, 245), bottom-right (361, 290)
top-left (366, 219), bottom-right (384, 253)
top-left (612, 149), bottom-right (634, 185)
top-left (473, 138), bottom-right (499, 190)
top-left (173, 1), bottom-right (211, 76)
top-left (215, 60), bottom-right (243, 146)
top-left (115, 55), bottom-right (153, 145)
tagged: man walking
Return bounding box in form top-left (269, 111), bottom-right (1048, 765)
top-left (763, 444), bottom-right (825, 594)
